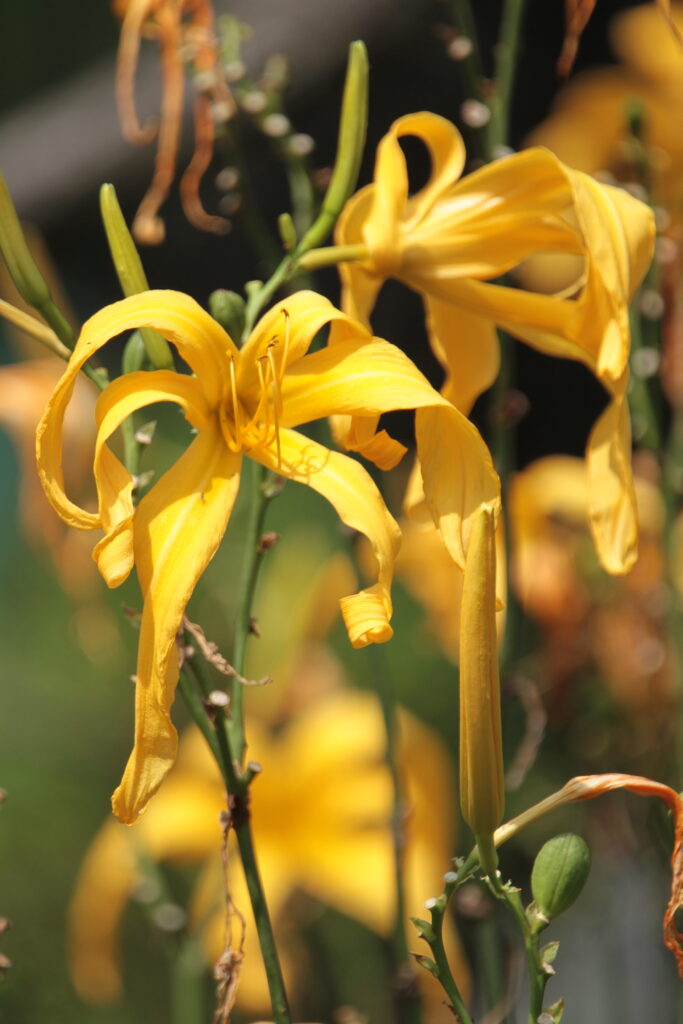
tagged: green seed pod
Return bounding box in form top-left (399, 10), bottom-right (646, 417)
top-left (209, 289), bottom-right (246, 341)
top-left (531, 833), bottom-right (591, 921)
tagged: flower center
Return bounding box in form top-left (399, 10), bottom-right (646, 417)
top-left (219, 310), bottom-right (290, 464)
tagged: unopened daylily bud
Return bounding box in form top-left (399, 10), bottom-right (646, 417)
top-left (0, 172), bottom-right (74, 346)
top-left (459, 504), bottom-right (504, 874)
top-left (531, 833), bottom-right (591, 924)
top-left (297, 40), bottom-right (368, 253)
top-left (99, 184), bottom-right (174, 370)
top-left (209, 289), bottom-right (246, 340)
top-left (277, 212), bottom-right (298, 252)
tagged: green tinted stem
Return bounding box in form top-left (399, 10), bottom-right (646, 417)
top-left (489, 0), bottom-right (528, 149)
top-left (228, 460), bottom-right (271, 763)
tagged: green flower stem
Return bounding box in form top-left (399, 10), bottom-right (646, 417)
top-left (486, 872), bottom-right (545, 1024)
top-left (489, 0), bottom-right (528, 150)
top-left (242, 40), bottom-right (368, 335)
top-left (629, 301), bottom-right (663, 452)
top-left (366, 646), bottom-right (422, 1024)
top-left (177, 669), bottom-right (222, 766)
top-left (179, 661), bottom-right (292, 1024)
top-left (448, 0), bottom-right (492, 160)
top-left (232, 815), bottom-right (291, 1024)
top-left (297, 243), bottom-right (368, 271)
top-left (227, 460), bottom-right (273, 764)
top-left (420, 896), bottom-right (474, 1024)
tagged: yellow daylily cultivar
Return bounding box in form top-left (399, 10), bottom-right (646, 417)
top-left (335, 112), bottom-right (656, 574)
top-left (36, 288), bottom-right (496, 823)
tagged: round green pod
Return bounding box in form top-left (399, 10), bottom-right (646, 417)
top-left (531, 833), bottom-right (591, 921)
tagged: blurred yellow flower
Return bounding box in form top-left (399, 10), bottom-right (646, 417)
top-left (69, 690), bottom-right (468, 1019)
top-left (558, 0), bottom-right (678, 77)
top-left (336, 112), bottom-right (655, 574)
top-left (532, 3), bottom-right (683, 215)
top-left (113, 0), bottom-right (234, 244)
top-left (509, 455), bottom-right (673, 721)
top-left (0, 358), bottom-right (98, 595)
top-left (36, 288), bottom-right (494, 823)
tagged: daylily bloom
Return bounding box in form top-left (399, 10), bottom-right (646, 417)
top-left (335, 112), bottom-right (656, 574)
top-left (494, 772), bottom-right (683, 976)
top-left (69, 690), bottom-right (468, 1019)
top-left (531, 3), bottom-right (683, 216)
top-left (509, 455), bottom-right (673, 721)
top-left (36, 288), bottom-right (496, 823)
top-left (113, 0), bottom-right (234, 244)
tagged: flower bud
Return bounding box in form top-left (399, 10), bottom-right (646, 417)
top-left (0, 172), bottom-right (73, 346)
top-left (459, 504), bottom-right (504, 871)
top-left (209, 289), bottom-right (246, 342)
top-left (99, 184), bottom-right (174, 370)
top-left (531, 833), bottom-right (591, 922)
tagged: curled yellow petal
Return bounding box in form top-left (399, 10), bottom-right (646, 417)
top-left (251, 427), bottom-right (401, 648)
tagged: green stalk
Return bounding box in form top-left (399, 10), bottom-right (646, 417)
top-left (448, 0), bottom-right (492, 160)
top-left (242, 40), bottom-right (368, 334)
top-left (489, 0), bottom-right (528, 150)
top-left (227, 460), bottom-right (272, 763)
top-left (179, 655), bottom-right (291, 1024)
top-left (417, 895), bottom-right (474, 1024)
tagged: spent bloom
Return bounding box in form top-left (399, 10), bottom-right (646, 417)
top-left (113, 0), bottom-right (235, 243)
top-left (335, 112), bottom-right (655, 574)
top-left (495, 773), bottom-right (683, 976)
top-left (36, 288), bottom-right (495, 823)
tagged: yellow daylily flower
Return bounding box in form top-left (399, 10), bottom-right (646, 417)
top-left (36, 288), bottom-right (494, 823)
top-left (533, 3), bottom-right (683, 216)
top-left (335, 112), bottom-right (656, 574)
top-left (69, 690), bottom-right (469, 1020)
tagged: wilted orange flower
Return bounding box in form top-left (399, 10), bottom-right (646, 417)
top-left (113, 0), bottom-right (234, 244)
top-left (559, 0), bottom-right (678, 77)
top-left (495, 773), bottom-right (683, 976)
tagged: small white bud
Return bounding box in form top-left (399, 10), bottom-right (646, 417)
top-left (460, 99), bottom-right (491, 128)
top-left (240, 90), bottom-right (268, 114)
top-left (288, 133), bottom-right (315, 157)
top-left (262, 113), bottom-right (291, 138)
top-left (447, 36), bottom-right (473, 60)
